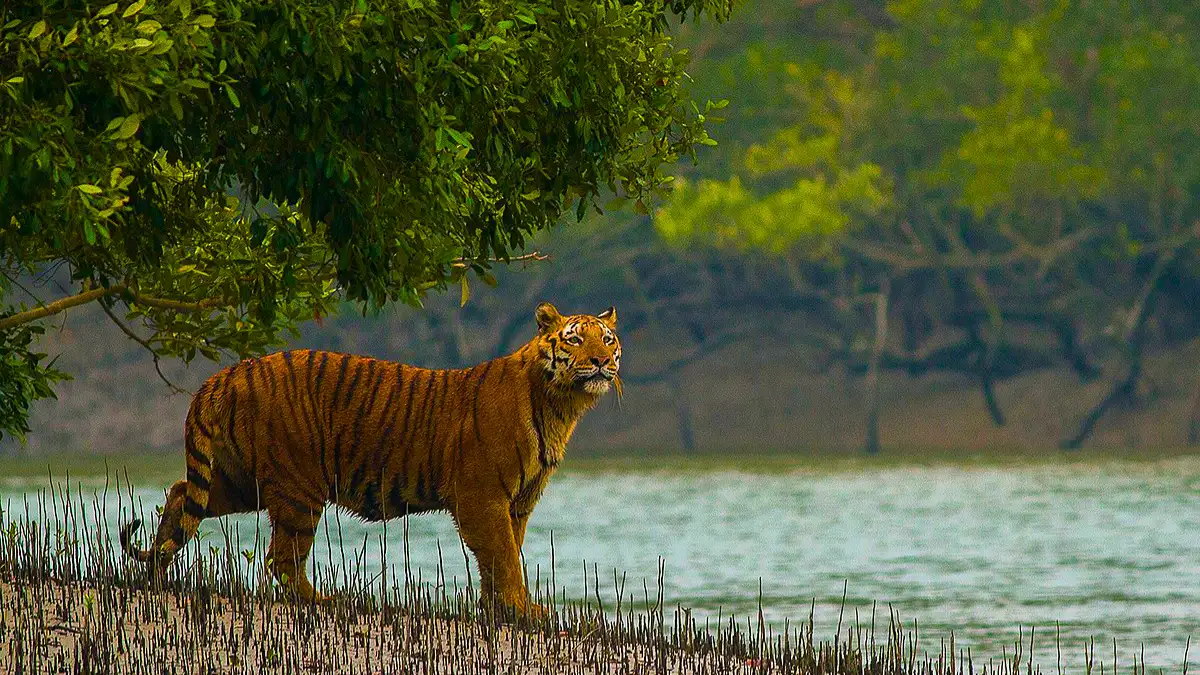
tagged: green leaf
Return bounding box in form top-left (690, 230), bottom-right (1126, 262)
top-left (444, 127), bottom-right (471, 149)
top-left (122, 0), bottom-right (147, 19)
top-left (604, 196), bottom-right (629, 211)
top-left (113, 114), bottom-right (141, 140)
top-left (28, 21), bottom-right (46, 40)
top-left (63, 26), bottom-right (79, 47)
top-left (459, 274), bottom-right (470, 307)
top-left (76, 184), bottom-right (103, 195)
top-left (96, 3), bottom-right (119, 18)
top-left (194, 14), bottom-right (216, 28)
top-left (83, 221), bottom-right (95, 245)
top-left (224, 85), bottom-right (240, 108)
top-left (136, 19), bottom-right (161, 34)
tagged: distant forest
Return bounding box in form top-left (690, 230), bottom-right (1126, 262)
top-left (6, 0), bottom-right (1200, 455)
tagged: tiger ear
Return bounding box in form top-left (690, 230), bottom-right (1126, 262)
top-left (535, 302), bottom-right (564, 333)
top-left (597, 306), bottom-right (618, 330)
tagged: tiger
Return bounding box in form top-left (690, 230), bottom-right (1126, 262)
top-left (119, 302), bottom-right (621, 616)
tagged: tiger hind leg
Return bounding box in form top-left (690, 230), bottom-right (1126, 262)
top-left (266, 498), bottom-right (326, 602)
top-left (120, 419), bottom-right (216, 579)
top-left (118, 479), bottom-right (187, 585)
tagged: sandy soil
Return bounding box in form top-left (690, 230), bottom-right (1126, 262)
top-left (0, 575), bottom-right (754, 675)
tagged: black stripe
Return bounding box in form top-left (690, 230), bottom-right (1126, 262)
top-left (183, 497), bottom-right (206, 519)
top-left (187, 470), bottom-right (210, 492)
top-left (473, 361), bottom-right (493, 444)
top-left (330, 422), bottom-right (349, 495)
top-left (283, 350), bottom-right (300, 394)
top-left (330, 354), bottom-right (353, 415)
top-left (244, 358), bottom-right (257, 401)
top-left (214, 463), bottom-right (253, 510)
top-left (207, 376), bottom-right (221, 414)
top-left (349, 463), bottom-right (367, 494)
top-left (413, 371), bottom-right (440, 496)
top-left (454, 418), bottom-right (466, 486)
top-left (533, 407), bottom-right (548, 468)
top-left (192, 413), bottom-right (213, 440)
top-left (187, 438), bottom-right (208, 466)
top-left (415, 471), bottom-right (427, 503)
top-left (312, 351), bottom-right (330, 394)
top-left (496, 465), bottom-right (514, 501)
top-left (397, 369), bottom-right (421, 495)
top-left (312, 353), bottom-right (333, 487)
top-left (355, 361), bottom-right (382, 445)
top-left (261, 356), bottom-right (278, 397)
top-left (425, 371), bottom-right (448, 500)
top-left (343, 358), bottom-right (367, 408)
top-left (372, 368), bottom-right (403, 457)
top-left (515, 441), bottom-right (527, 492)
top-left (359, 482), bottom-right (383, 521)
top-left (225, 388), bottom-right (245, 461)
top-left (497, 358), bottom-right (509, 382)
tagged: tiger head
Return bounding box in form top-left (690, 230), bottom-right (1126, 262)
top-left (534, 302), bottom-right (622, 398)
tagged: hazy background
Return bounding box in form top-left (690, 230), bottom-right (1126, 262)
top-left (6, 0), bottom-right (1200, 457)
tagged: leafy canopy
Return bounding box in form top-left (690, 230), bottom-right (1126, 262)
top-left (0, 0), bottom-right (732, 440)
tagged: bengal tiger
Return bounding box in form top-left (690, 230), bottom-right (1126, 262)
top-left (120, 302), bottom-right (621, 616)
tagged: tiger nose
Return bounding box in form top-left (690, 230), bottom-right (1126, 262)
top-left (590, 356), bottom-right (610, 367)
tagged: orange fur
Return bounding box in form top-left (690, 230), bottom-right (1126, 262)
top-left (120, 303), bottom-right (621, 615)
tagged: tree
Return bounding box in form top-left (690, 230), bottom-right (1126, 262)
top-left (0, 0), bottom-right (732, 440)
top-left (656, 0), bottom-right (1200, 451)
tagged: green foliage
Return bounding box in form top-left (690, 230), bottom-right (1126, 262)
top-left (657, 66), bottom-right (890, 256)
top-left (0, 0), bottom-right (732, 440)
top-left (0, 321), bottom-right (68, 443)
top-left (661, 0), bottom-right (1200, 255)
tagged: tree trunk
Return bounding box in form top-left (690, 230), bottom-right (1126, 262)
top-left (670, 376), bottom-right (697, 452)
top-left (864, 278), bottom-right (891, 455)
top-left (1186, 371), bottom-right (1200, 446)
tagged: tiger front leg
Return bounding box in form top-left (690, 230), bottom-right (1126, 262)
top-left (454, 500), bottom-right (546, 620)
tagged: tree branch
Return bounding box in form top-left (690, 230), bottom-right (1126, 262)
top-left (841, 227), bottom-right (1100, 273)
top-left (98, 301), bottom-right (191, 396)
top-left (0, 283), bottom-right (225, 332)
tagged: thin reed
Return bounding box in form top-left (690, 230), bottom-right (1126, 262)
top-left (0, 472), bottom-right (1177, 675)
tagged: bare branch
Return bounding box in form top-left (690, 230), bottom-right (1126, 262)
top-left (841, 227), bottom-right (1101, 274)
top-left (98, 302), bottom-right (191, 396)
